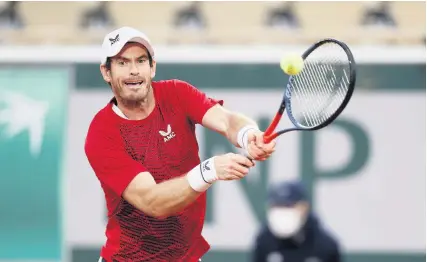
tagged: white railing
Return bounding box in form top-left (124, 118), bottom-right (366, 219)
top-left (0, 45), bottom-right (424, 64)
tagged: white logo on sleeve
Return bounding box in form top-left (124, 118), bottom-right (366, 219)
top-left (159, 124), bottom-right (176, 142)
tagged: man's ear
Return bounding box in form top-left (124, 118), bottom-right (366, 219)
top-left (151, 60), bottom-right (157, 79)
top-left (100, 64), bottom-right (112, 83)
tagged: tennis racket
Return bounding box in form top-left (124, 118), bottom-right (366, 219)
top-left (263, 38), bottom-right (357, 143)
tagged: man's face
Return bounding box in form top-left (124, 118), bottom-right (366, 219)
top-left (101, 42), bottom-right (156, 105)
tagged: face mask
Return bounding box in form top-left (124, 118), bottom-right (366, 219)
top-left (267, 207), bottom-right (305, 238)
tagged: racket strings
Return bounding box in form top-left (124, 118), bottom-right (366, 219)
top-left (288, 43), bottom-right (351, 128)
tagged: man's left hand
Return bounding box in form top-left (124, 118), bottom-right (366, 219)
top-left (246, 130), bottom-right (276, 161)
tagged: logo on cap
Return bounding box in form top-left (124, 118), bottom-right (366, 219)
top-left (109, 34), bottom-right (120, 46)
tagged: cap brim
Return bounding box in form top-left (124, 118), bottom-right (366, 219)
top-left (103, 36), bottom-right (155, 64)
top-left (128, 37), bottom-right (155, 57)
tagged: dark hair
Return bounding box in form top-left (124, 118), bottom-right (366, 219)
top-left (105, 44), bottom-right (153, 70)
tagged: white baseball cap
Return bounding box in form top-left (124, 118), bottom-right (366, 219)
top-left (100, 26), bottom-right (155, 65)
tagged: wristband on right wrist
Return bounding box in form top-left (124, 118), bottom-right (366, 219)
top-left (187, 157), bottom-right (218, 192)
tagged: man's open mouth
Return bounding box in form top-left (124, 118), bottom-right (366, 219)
top-left (124, 80), bottom-right (144, 88)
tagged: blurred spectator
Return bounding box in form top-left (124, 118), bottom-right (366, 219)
top-left (361, 1), bottom-right (396, 28)
top-left (174, 2), bottom-right (206, 30)
top-left (252, 181), bottom-right (341, 262)
top-left (0, 2), bottom-right (23, 29)
top-left (80, 2), bottom-right (113, 30)
top-left (266, 2), bottom-right (299, 29)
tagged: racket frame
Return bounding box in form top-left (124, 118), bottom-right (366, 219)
top-left (263, 38), bottom-right (357, 143)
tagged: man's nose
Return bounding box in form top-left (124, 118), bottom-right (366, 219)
top-left (130, 62), bottom-right (139, 76)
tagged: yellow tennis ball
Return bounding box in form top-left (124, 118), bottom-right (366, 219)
top-left (280, 53), bottom-right (304, 75)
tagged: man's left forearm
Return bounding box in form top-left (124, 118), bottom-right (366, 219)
top-left (225, 112), bottom-right (259, 147)
top-left (202, 105), bottom-right (275, 160)
top-left (201, 105), bottom-right (260, 149)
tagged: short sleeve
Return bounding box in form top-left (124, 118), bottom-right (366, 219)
top-left (84, 120), bottom-right (147, 197)
top-left (174, 79), bottom-right (223, 124)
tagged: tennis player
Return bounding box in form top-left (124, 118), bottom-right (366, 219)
top-left (84, 26), bottom-right (276, 262)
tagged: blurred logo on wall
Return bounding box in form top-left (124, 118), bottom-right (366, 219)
top-left (0, 68), bottom-right (69, 261)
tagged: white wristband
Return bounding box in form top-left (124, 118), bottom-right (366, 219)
top-left (187, 157), bottom-right (218, 192)
top-left (237, 125), bottom-right (259, 151)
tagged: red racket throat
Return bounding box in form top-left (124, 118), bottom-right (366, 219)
top-left (263, 112), bottom-right (283, 143)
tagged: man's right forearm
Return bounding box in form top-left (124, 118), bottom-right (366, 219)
top-left (126, 154), bottom-right (250, 218)
top-left (144, 175), bottom-right (202, 218)
top-left (136, 157), bottom-right (218, 218)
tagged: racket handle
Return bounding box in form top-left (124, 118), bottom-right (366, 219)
top-left (263, 136), bottom-right (270, 143)
top-left (263, 133), bottom-right (278, 144)
top-left (240, 151), bottom-right (255, 166)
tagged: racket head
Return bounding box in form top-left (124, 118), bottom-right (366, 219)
top-left (288, 38), bottom-right (356, 130)
top-left (264, 38), bottom-right (356, 143)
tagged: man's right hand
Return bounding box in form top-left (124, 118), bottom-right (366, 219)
top-left (214, 153), bottom-right (254, 181)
